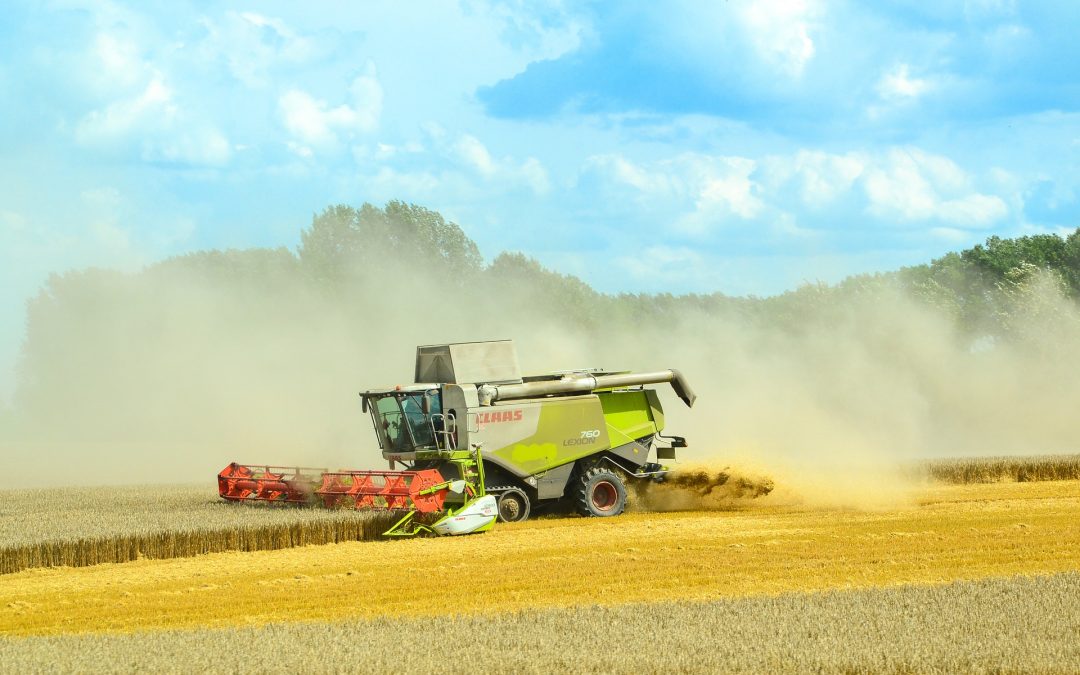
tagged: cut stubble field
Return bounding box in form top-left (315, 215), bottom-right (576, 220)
top-left (2, 479), bottom-right (1078, 637)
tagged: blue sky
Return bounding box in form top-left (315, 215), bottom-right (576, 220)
top-left (1, 0), bottom-right (1079, 398)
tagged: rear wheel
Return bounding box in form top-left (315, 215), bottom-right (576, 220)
top-left (574, 467), bottom-right (627, 517)
top-left (494, 487), bottom-right (531, 523)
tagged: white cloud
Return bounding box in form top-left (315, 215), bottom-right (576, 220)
top-left (143, 128), bottom-right (232, 166)
top-left (864, 161), bottom-right (942, 221)
top-left (287, 141), bottom-right (314, 159)
top-left (369, 167), bottom-right (443, 197)
top-left (910, 149), bottom-right (970, 193)
top-left (694, 157), bottom-right (762, 220)
top-left (738, 0), bottom-right (818, 78)
top-left (876, 63), bottom-right (931, 100)
top-left (519, 157), bottom-right (551, 195)
top-left (347, 128), bottom-right (550, 202)
top-left (375, 143), bottom-right (397, 160)
top-left (585, 153), bottom-right (763, 233)
top-left (455, 135), bottom-right (498, 176)
top-left (75, 72), bottom-right (176, 144)
top-left (67, 20), bottom-right (237, 169)
top-left (450, 134), bottom-right (551, 194)
top-left (89, 31), bottom-right (147, 92)
top-left (75, 71), bottom-right (233, 167)
top-left (585, 154), bottom-right (674, 195)
top-left (862, 148), bottom-right (1007, 226)
top-left (279, 64), bottom-right (382, 149)
top-left (938, 194), bottom-right (1009, 225)
top-left (197, 11), bottom-right (316, 88)
top-left (586, 146), bottom-right (1014, 237)
top-left (651, 0), bottom-right (819, 97)
top-left (353, 141), bottom-right (425, 163)
top-left (765, 150), bottom-right (866, 207)
top-left (279, 90), bottom-right (336, 144)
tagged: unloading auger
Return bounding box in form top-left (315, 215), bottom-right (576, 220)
top-left (218, 340), bottom-right (695, 537)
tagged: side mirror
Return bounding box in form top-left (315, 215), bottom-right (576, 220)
top-left (361, 396), bottom-right (369, 413)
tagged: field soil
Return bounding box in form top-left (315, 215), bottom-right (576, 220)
top-left (2, 480), bottom-right (1078, 637)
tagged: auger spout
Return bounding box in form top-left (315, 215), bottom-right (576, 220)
top-left (480, 369), bottom-right (696, 408)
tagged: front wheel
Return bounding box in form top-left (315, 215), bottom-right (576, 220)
top-left (574, 467), bottom-right (627, 517)
top-left (495, 487), bottom-right (531, 523)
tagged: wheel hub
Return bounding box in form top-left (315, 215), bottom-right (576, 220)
top-left (591, 481), bottom-right (618, 511)
top-left (499, 498), bottom-right (521, 521)
top-left (495, 488), bottom-right (531, 523)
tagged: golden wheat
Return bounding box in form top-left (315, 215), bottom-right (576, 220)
top-left (4, 454), bottom-right (1078, 576)
top-left (1, 573), bottom-right (1076, 673)
top-left (0, 485), bottom-right (397, 575)
top-left (923, 454), bottom-right (1080, 484)
top-left (3, 480), bottom-right (1077, 637)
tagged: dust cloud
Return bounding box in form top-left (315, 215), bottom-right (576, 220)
top-left (526, 272), bottom-right (1080, 510)
top-left (633, 463), bottom-right (775, 513)
top-left (3, 242), bottom-right (1079, 511)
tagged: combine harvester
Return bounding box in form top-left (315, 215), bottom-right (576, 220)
top-left (218, 340), bottom-right (695, 536)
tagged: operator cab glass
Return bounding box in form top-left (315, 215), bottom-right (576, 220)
top-left (370, 391), bottom-right (442, 452)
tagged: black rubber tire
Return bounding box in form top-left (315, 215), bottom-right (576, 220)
top-left (496, 487), bottom-right (531, 523)
top-left (574, 467), bottom-right (627, 517)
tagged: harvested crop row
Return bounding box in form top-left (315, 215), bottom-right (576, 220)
top-left (2, 573), bottom-right (1076, 674)
top-left (923, 454), bottom-right (1080, 484)
top-left (0, 485), bottom-right (397, 575)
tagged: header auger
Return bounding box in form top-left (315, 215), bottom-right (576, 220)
top-left (218, 448), bottom-right (494, 536)
top-left (218, 340), bottom-right (694, 536)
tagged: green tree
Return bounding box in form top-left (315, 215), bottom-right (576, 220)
top-left (960, 233), bottom-right (1068, 287)
top-left (992, 262), bottom-right (1078, 349)
top-left (299, 201), bottom-right (482, 286)
top-left (486, 252), bottom-right (602, 327)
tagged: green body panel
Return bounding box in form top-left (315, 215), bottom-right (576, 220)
top-left (487, 396), bottom-right (609, 476)
top-left (485, 390), bottom-right (663, 477)
top-left (598, 390), bottom-right (664, 447)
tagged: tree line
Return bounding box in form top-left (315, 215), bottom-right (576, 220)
top-left (5, 200), bottom-right (1079, 443)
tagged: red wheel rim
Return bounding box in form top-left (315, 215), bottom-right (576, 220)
top-left (591, 481), bottom-right (618, 511)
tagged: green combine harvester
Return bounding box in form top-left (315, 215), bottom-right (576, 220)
top-left (218, 340), bottom-right (695, 535)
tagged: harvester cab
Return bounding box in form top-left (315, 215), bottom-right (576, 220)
top-left (218, 340), bottom-right (694, 536)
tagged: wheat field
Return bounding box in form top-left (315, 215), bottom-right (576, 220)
top-left (1, 478), bottom-right (1078, 673)
top-left (0, 485), bottom-right (398, 575)
top-left (1, 573), bottom-right (1076, 674)
top-left (923, 454), bottom-right (1080, 483)
top-left (2, 479), bottom-right (1078, 637)
top-left (4, 455), bottom-right (1078, 577)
